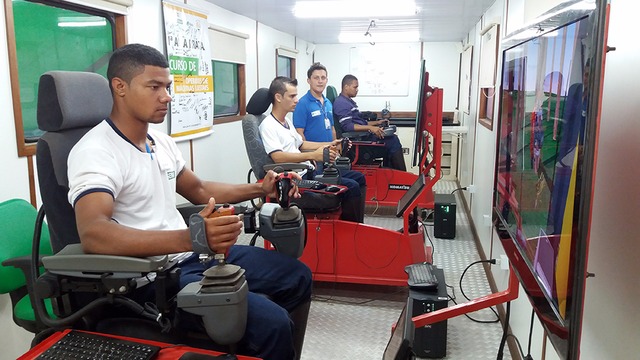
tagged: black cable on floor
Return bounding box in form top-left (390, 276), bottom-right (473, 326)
top-left (458, 260), bottom-right (500, 323)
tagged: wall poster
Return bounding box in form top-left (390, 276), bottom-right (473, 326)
top-left (162, 0), bottom-right (214, 139)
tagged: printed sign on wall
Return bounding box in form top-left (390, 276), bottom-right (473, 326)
top-left (162, 0), bottom-right (214, 139)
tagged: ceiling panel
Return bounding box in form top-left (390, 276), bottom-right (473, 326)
top-left (205, 0), bottom-right (497, 43)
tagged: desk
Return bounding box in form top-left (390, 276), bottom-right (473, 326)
top-left (18, 329), bottom-right (261, 360)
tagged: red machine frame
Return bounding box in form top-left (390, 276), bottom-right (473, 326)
top-left (352, 88), bottom-right (443, 210)
top-left (263, 90), bottom-right (443, 286)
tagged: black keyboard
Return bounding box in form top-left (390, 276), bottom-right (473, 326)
top-left (405, 262), bottom-right (439, 291)
top-left (296, 179), bottom-right (325, 189)
top-left (37, 330), bottom-right (161, 360)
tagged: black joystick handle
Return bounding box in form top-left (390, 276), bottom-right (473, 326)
top-left (276, 171), bottom-right (295, 209)
top-left (341, 137), bottom-right (350, 155)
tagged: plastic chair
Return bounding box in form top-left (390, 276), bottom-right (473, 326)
top-left (0, 199), bottom-right (54, 334)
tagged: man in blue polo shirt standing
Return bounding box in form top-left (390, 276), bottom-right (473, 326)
top-left (292, 63), bottom-right (367, 221)
top-left (293, 62), bottom-right (336, 142)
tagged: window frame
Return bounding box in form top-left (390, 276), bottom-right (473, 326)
top-left (4, 0), bottom-right (127, 157)
top-left (212, 61), bottom-right (246, 125)
top-left (276, 47), bottom-right (297, 79)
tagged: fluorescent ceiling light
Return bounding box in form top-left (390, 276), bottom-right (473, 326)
top-left (58, 16), bottom-right (107, 27)
top-left (294, 0), bottom-right (418, 18)
top-left (338, 31), bottom-right (420, 43)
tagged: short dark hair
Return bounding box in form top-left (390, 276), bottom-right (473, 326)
top-left (107, 43), bottom-right (169, 91)
top-left (307, 62), bottom-right (327, 79)
top-left (268, 76), bottom-right (298, 103)
top-left (341, 74), bottom-right (358, 89)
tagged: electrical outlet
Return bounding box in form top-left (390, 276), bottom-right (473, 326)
top-left (500, 255), bottom-right (509, 270)
top-left (467, 184), bottom-right (476, 193)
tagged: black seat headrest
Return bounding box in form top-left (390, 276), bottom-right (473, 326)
top-left (246, 88), bottom-right (270, 116)
top-left (37, 71), bottom-right (112, 132)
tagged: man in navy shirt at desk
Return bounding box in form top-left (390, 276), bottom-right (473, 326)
top-left (333, 74), bottom-right (406, 171)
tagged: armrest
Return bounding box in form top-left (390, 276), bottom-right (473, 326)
top-left (263, 163), bottom-right (313, 173)
top-left (341, 131), bottom-right (370, 140)
top-left (42, 244), bottom-right (169, 277)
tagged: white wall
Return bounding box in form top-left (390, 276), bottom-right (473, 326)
top-left (314, 42), bottom-right (460, 113)
top-left (580, 1), bottom-right (640, 358)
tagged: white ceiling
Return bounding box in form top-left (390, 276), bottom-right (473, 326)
top-left (205, 0), bottom-right (497, 44)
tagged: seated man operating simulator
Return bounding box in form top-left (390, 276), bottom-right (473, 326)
top-left (333, 74), bottom-right (407, 171)
top-left (259, 76), bottom-right (367, 223)
top-left (67, 43), bottom-right (312, 360)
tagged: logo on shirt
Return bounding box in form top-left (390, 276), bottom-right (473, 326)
top-left (167, 170), bottom-right (176, 180)
top-left (311, 110), bottom-right (321, 117)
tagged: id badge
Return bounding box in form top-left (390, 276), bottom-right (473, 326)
top-left (324, 117), bottom-right (331, 129)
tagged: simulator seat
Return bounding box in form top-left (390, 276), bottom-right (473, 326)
top-left (242, 87), bottom-right (346, 217)
top-left (29, 70), bottom-right (310, 358)
top-left (325, 85), bottom-right (390, 167)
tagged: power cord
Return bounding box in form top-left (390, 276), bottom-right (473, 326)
top-left (420, 220), bottom-right (435, 262)
top-left (525, 309), bottom-right (536, 360)
top-left (496, 301), bottom-right (511, 360)
top-left (457, 260), bottom-right (500, 324)
top-left (450, 186), bottom-right (468, 195)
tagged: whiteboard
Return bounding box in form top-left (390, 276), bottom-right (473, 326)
top-left (349, 44), bottom-right (412, 96)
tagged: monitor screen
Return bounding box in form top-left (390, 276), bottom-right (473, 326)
top-left (396, 173), bottom-right (426, 217)
top-left (382, 301), bottom-right (413, 360)
top-left (493, 1), bottom-right (609, 358)
top-left (412, 60), bottom-right (433, 167)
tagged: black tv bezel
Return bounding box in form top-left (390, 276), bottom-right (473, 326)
top-left (492, 0), bottom-right (609, 359)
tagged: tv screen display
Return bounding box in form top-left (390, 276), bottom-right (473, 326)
top-left (412, 60), bottom-right (433, 167)
top-left (493, 0), bottom-right (609, 358)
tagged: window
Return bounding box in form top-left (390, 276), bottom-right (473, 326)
top-left (208, 25), bottom-right (247, 124)
top-left (212, 60), bottom-right (241, 118)
top-left (6, 0), bottom-right (125, 157)
top-left (276, 47), bottom-right (297, 78)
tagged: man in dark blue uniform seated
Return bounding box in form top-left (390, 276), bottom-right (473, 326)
top-left (259, 76), bottom-right (366, 223)
top-left (333, 74), bottom-right (407, 171)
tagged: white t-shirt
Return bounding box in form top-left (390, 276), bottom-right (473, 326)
top-left (68, 119), bottom-right (191, 262)
top-left (259, 113), bottom-right (313, 174)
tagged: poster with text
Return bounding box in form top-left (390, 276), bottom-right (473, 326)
top-left (162, 0), bottom-right (214, 139)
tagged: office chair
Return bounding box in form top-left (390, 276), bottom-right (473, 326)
top-left (326, 85), bottom-right (338, 103)
top-left (31, 70), bottom-right (310, 359)
top-left (0, 199), bottom-right (54, 336)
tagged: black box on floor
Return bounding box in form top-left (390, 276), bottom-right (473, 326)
top-left (408, 267), bottom-right (448, 358)
top-left (434, 193), bottom-right (456, 239)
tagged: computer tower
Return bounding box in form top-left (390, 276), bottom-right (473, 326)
top-left (408, 268), bottom-right (448, 358)
top-left (434, 193), bottom-right (456, 239)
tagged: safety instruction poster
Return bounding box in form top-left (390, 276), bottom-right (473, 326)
top-left (162, 0), bottom-right (214, 139)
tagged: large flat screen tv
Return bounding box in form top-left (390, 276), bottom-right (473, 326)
top-left (493, 0), bottom-right (609, 358)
